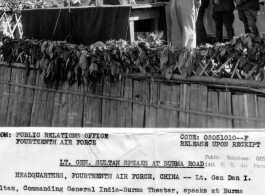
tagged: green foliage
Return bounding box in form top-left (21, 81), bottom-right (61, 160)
top-left (1, 34), bottom-right (265, 87)
top-left (0, 0), bottom-right (56, 14)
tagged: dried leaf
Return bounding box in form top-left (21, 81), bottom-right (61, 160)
top-left (165, 66), bottom-right (174, 80)
top-left (174, 60), bottom-right (179, 71)
top-left (46, 61), bottom-right (53, 78)
top-left (89, 62), bottom-right (98, 74)
top-left (153, 31), bottom-right (163, 41)
top-left (36, 60), bottom-right (40, 69)
top-left (39, 56), bottom-right (46, 69)
top-left (40, 69), bottom-right (46, 83)
top-left (195, 65), bottom-right (203, 75)
top-left (160, 47), bottom-right (168, 71)
top-left (178, 51), bottom-right (187, 69)
top-left (185, 54), bottom-right (193, 68)
top-left (104, 53), bottom-right (108, 63)
top-left (261, 70), bottom-right (265, 82)
top-left (67, 71), bottom-right (71, 79)
top-left (63, 51), bottom-right (70, 62)
top-left (139, 47), bottom-right (146, 63)
top-left (187, 62), bottom-right (195, 77)
top-left (49, 43), bottom-right (53, 54)
top-left (182, 67), bottom-right (188, 79)
top-left (243, 36), bottom-right (250, 44)
top-left (239, 42), bottom-right (243, 50)
top-left (93, 41), bottom-right (105, 47)
top-left (110, 63), bottom-right (116, 75)
top-left (135, 59), bottom-right (140, 66)
top-left (168, 50), bottom-right (176, 66)
top-left (235, 42), bottom-right (242, 51)
top-left (247, 38), bottom-right (252, 49)
top-left (76, 50), bottom-right (81, 58)
top-left (79, 51), bottom-right (88, 70)
top-left (41, 41), bottom-right (47, 53)
top-left (107, 54), bottom-right (111, 63)
top-left (239, 57), bottom-right (247, 68)
top-left (208, 48), bottom-right (214, 56)
top-left (125, 59), bottom-right (131, 65)
top-left (250, 46), bottom-right (257, 56)
top-left (161, 66), bottom-right (167, 77)
top-left (74, 63), bottom-right (79, 75)
top-left (220, 48), bottom-right (226, 56)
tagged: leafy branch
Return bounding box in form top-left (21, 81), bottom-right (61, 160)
top-left (0, 0), bottom-right (57, 14)
top-left (0, 34), bottom-right (265, 88)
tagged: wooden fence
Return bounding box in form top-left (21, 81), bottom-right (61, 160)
top-left (0, 62), bottom-right (265, 128)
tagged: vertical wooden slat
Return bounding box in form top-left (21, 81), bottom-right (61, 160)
top-left (179, 84), bottom-right (190, 127)
top-left (207, 91), bottom-right (219, 128)
top-left (164, 85), bottom-right (172, 128)
top-left (16, 69), bottom-right (27, 126)
top-left (40, 82), bottom-right (56, 127)
top-left (133, 80), bottom-right (144, 127)
top-left (169, 85), bottom-right (180, 128)
top-left (30, 87), bottom-right (39, 126)
top-left (72, 91), bottom-right (84, 127)
top-left (33, 74), bottom-right (46, 126)
top-left (102, 78), bottom-right (111, 127)
top-left (189, 84), bottom-right (207, 128)
top-left (30, 90), bottom-right (40, 126)
top-left (38, 80), bottom-right (56, 127)
top-left (232, 95), bottom-right (239, 128)
top-left (123, 78), bottom-right (133, 127)
top-left (218, 92), bottom-right (232, 128)
top-left (0, 67), bottom-right (11, 126)
top-left (92, 80), bottom-right (103, 127)
top-left (207, 91), bottom-right (213, 128)
top-left (146, 82), bottom-right (158, 127)
top-left (67, 82), bottom-right (83, 127)
top-left (52, 90), bottom-right (61, 127)
top-left (232, 95), bottom-right (246, 128)
top-left (243, 94), bottom-right (257, 128)
top-left (30, 67), bottom-right (41, 127)
top-left (83, 85), bottom-right (93, 127)
top-left (6, 68), bottom-right (15, 126)
top-left (21, 70), bottom-right (36, 126)
top-left (109, 81), bottom-right (120, 127)
top-left (118, 78), bottom-right (132, 128)
top-left (142, 81), bottom-right (150, 128)
top-left (189, 84), bottom-right (197, 128)
top-left (58, 82), bottom-right (69, 127)
top-left (257, 96), bottom-right (265, 128)
top-left (67, 87), bottom-right (74, 127)
top-left (233, 94), bottom-right (257, 128)
top-left (15, 69), bottom-right (23, 126)
top-left (212, 91), bottom-right (219, 128)
top-left (44, 89), bottom-right (55, 126)
top-left (36, 89), bottom-right (48, 126)
top-left (7, 68), bottom-right (21, 126)
top-left (157, 83), bottom-right (167, 128)
top-left (68, 90), bottom-right (75, 127)
top-left (118, 79), bottom-right (125, 127)
top-left (200, 85), bottom-right (208, 128)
